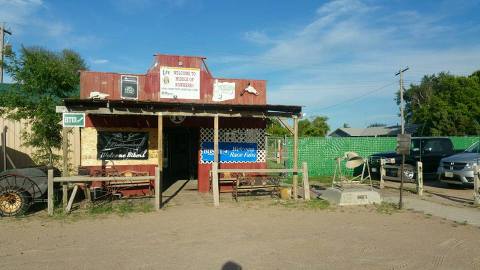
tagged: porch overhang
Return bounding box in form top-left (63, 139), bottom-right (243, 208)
top-left (57, 99), bottom-right (302, 118)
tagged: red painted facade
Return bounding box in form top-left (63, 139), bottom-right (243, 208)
top-left (80, 54), bottom-right (266, 105)
top-left (79, 53), bottom-right (270, 194)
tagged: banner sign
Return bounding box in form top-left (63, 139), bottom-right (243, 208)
top-left (62, 113), bottom-right (85, 128)
top-left (201, 142), bottom-right (257, 163)
top-left (97, 132), bottom-right (149, 160)
top-left (160, 66), bottom-right (200, 99)
top-left (212, 80), bottom-right (235, 102)
top-left (121, 75), bottom-right (138, 100)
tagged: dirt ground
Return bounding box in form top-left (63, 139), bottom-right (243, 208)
top-left (1, 185), bottom-right (480, 270)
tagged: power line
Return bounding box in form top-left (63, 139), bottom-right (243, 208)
top-left (315, 81), bottom-right (397, 111)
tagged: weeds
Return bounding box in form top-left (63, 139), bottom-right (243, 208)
top-left (274, 198), bottom-right (330, 210)
top-left (375, 202), bottom-right (399, 215)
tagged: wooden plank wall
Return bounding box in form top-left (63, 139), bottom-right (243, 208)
top-left (0, 117), bottom-right (81, 172)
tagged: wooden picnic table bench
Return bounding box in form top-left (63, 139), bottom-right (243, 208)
top-left (233, 174), bottom-right (281, 201)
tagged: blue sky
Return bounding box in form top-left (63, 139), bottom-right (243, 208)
top-left (1, 0), bottom-right (480, 130)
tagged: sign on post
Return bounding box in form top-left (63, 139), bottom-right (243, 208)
top-left (62, 113), bottom-right (85, 128)
top-left (396, 134), bottom-right (411, 155)
top-left (121, 75), bottom-right (138, 100)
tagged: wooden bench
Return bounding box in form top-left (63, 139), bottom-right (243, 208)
top-left (233, 175), bottom-right (281, 201)
top-left (209, 171), bottom-right (242, 193)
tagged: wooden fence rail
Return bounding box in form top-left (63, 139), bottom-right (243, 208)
top-left (379, 160), bottom-right (423, 196)
top-left (47, 169), bottom-right (160, 216)
top-left (214, 163), bottom-right (310, 203)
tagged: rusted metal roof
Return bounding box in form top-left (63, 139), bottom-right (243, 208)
top-left (62, 98), bottom-right (302, 117)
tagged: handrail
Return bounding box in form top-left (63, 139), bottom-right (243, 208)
top-left (53, 175), bottom-right (155, 182)
top-left (216, 168), bottom-right (299, 173)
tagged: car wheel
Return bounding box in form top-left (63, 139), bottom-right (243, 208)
top-left (0, 189), bottom-right (32, 217)
top-left (402, 165), bottom-right (416, 182)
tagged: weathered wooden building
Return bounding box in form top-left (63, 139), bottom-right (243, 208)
top-left (58, 53), bottom-right (302, 199)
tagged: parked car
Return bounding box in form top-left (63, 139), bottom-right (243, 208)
top-left (438, 141), bottom-right (479, 186)
top-left (369, 137), bottom-right (455, 182)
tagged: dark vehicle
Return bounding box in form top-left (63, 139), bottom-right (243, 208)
top-left (369, 137), bottom-right (454, 182)
top-left (0, 167), bottom-right (58, 216)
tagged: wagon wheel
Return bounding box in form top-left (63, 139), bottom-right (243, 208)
top-left (0, 174), bottom-right (40, 217)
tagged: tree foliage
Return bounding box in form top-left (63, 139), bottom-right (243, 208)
top-left (266, 116), bottom-right (330, 137)
top-left (367, 123), bottom-right (387, 128)
top-left (399, 71), bottom-right (480, 136)
top-left (0, 46), bottom-right (86, 166)
top-left (299, 116), bottom-right (330, 137)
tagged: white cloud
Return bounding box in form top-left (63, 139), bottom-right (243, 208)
top-left (218, 0), bottom-right (480, 108)
top-left (91, 59), bottom-right (109, 64)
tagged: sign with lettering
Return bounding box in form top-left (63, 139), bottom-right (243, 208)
top-left (160, 66), bottom-right (200, 99)
top-left (212, 80), bottom-right (235, 102)
top-left (121, 75), bottom-right (138, 100)
top-left (97, 132), bottom-right (149, 160)
top-left (62, 113), bottom-right (85, 127)
top-left (201, 142), bottom-right (258, 163)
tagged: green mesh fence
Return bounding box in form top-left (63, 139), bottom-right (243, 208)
top-left (280, 136), bottom-right (480, 177)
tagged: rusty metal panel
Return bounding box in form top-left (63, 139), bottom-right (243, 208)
top-left (80, 54), bottom-right (267, 105)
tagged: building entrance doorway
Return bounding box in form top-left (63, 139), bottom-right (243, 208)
top-left (164, 127), bottom-right (199, 189)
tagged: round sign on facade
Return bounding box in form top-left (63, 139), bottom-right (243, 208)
top-left (170, 115), bottom-right (186, 124)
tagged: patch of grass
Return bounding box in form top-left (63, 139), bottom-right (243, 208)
top-left (375, 202), bottom-right (399, 215)
top-left (424, 213), bottom-right (432, 219)
top-left (274, 198), bottom-right (330, 210)
top-left (88, 203), bottom-right (114, 215)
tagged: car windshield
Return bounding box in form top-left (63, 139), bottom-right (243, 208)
top-left (464, 141), bottom-right (480, 153)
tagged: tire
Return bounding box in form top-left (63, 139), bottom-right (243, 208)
top-left (0, 189), bottom-right (32, 217)
top-left (401, 165), bottom-right (416, 183)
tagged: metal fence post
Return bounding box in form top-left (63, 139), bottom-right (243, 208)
top-left (379, 159), bottom-right (385, 189)
top-left (417, 161), bottom-right (423, 196)
top-left (474, 165), bottom-right (479, 206)
top-left (302, 162), bottom-right (310, 201)
top-left (47, 169), bottom-right (54, 216)
top-left (155, 166), bottom-right (160, 210)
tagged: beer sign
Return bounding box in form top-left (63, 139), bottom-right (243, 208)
top-left (121, 75), bottom-right (138, 100)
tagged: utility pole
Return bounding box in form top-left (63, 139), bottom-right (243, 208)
top-left (0, 22), bottom-right (12, 83)
top-left (395, 67), bottom-right (409, 209)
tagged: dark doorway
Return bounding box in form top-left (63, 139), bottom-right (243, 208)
top-left (164, 127), bottom-right (199, 188)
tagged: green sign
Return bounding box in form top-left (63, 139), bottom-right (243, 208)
top-left (62, 113), bottom-right (85, 127)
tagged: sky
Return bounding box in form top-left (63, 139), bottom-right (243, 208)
top-left (1, 0), bottom-right (480, 131)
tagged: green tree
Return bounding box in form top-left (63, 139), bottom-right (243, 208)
top-left (0, 46), bottom-right (86, 166)
top-left (367, 123), bottom-right (387, 128)
top-left (266, 118), bottom-right (290, 136)
top-left (399, 71), bottom-right (480, 136)
top-left (299, 116), bottom-right (330, 137)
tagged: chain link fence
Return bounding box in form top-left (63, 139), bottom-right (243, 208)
top-left (266, 136), bottom-right (480, 177)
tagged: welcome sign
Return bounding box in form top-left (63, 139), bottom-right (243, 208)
top-left (159, 66), bottom-right (200, 99)
top-left (97, 132), bottom-right (149, 160)
top-left (201, 142), bottom-right (258, 163)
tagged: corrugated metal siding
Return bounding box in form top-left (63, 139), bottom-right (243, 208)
top-left (80, 54), bottom-right (267, 105)
top-left (0, 117), bottom-right (81, 171)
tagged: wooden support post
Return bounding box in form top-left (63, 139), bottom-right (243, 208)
top-left (292, 115), bottom-right (299, 199)
top-left (157, 113), bottom-right (163, 209)
top-left (416, 161), bottom-right (423, 196)
top-left (65, 184), bottom-right (78, 213)
top-left (379, 159), bottom-right (385, 189)
top-left (474, 165), bottom-right (479, 206)
top-left (278, 139), bottom-right (282, 164)
top-left (212, 114), bottom-right (220, 207)
top-left (1, 128), bottom-right (6, 171)
top-left (155, 166), bottom-right (160, 210)
top-left (47, 169), bottom-right (54, 216)
top-left (62, 128), bottom-right (69, 208)
top-left (302, 162), bottom-right (310, 201)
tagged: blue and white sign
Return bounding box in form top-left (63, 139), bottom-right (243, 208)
top-left (201, 142), bottom-right (258, 163)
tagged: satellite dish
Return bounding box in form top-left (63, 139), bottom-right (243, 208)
top-left (346, 156), bottom-right (365, 169)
